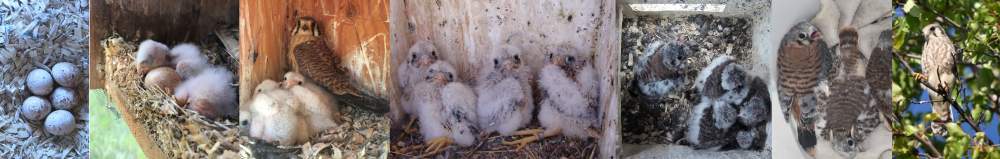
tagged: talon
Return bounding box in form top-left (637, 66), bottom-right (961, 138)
top-left (511, 128), bottom-right (543, 136)
top-left (423, 136), bottom-right (452, 154)
top-left (912, 73), bottom-right (926, 81)
top-left (502, 135), bottom-right (540, 150)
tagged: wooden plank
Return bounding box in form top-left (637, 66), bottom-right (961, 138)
top-left (239, 0), bottom-right (390, 105)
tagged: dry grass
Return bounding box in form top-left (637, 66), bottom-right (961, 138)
top-left (390, 123), bottom-right (600, 159)
top-left (0, 0), bottom-right (90, 157)
top-left (101, 36), bottom-right (243, 158)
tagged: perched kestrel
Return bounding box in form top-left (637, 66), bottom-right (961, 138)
top-left (920, 23), bottom-right (955, 127)
top-left (288, 17), bottom-right (388, 113)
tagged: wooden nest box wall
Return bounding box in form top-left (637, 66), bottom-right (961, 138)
top-left (389, 0), bottom-right (620, 158)
top-left (239, 0), bottom-right (391, 105)
top-left (88, 0), bottom-right (237, 158)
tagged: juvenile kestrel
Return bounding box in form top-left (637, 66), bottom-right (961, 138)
top-left (778, 21), bottom-right (832, 153)
top-left (920, 23), bottom-right (955, 128)
top-left (288, 17), bottom-right (389, 113)
top-left (635, 40), bottom-right (691, 100)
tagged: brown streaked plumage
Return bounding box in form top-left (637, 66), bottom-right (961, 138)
top-left (921, 23), bottom-right (955, 127)
top-left (778, 22), bottom-right (831, 154)
top-left (288, 17), bottom-right (388, 113)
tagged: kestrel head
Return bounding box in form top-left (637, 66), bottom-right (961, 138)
top-left (282, 72), bottom-right (307, 89)
top-left (922, 23), bottom-right (946, 39)
top-left (491, 44), bottom-right (523, 76)
top-left (426, 61), bottom-right (457, 86)
top-left (408, 40), bottom-right (439, 69)
top-left (293, 17), bottom-right (320, 37)
top-left (829, 128), bottom-right (863, 159)
top-left (656, 41), bottom-right (690, 69)
top-left (255, 79), bottom-right (281, 95)
top-left (785, 22), bottom-right (821, 47)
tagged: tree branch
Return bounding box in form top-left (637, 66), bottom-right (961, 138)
top-left (915, 129), bottom-right (943, 158)
top-left (893, 51), bottom-right (995, 146)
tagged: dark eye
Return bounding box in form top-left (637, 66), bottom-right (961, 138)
top-left (298, 81), bottom-right (303, 85)
top-left (930, 26), bottom-right (937, 32)
top-left (431, 51), bottom-right (437, 57)
top-left (494, 59), bottom-right (499, 66)
top-left (798, 33), bottom-right (807, 39)
top-left (567, 56), bottom-right (575, 63)
top-left (513, 55), bottom-right (520, 63)
top-left (847, 140), bottom-right (854, 146)
top-left (412, 54), bottom-right (417, 59)
top-left (448, 73), bottom-right (454, 81)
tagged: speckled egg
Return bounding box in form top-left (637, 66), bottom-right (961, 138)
top-left (51, 62), bottom-right (80, 87)
top-left (20, 96), bottom-right (51, 121)
top-left (26, 69), bottom-right (54, 96)
top-left (144, 67), bottom-right (181, 94)
top-left (44, 110), bottom-right (75, 136)
top-left (50, 87), bottom-right (77, 110)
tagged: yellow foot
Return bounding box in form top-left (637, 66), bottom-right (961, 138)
top-left (424, 136), bottom-right (452, 155)
top-left (502, 134), bottom-right (541, 150)
top-left (511, 128), bottom-right (544, 136)
top-left (913, 73), bottom-right (926, 81)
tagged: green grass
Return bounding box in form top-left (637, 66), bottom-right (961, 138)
top-left (89, 89), bottom-right (147, 159)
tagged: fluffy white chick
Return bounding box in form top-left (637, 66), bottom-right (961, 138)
top-left (174, 66), bottom-right (237, 120)
top-left (248, 80), bottom-right (311, 145)
top-left (170, 43), bottom-right (210, 79)
top-left (414, 61), bottom-right (479, 154)
top-left (505, 45), bottom-right (599, 150)
top-left (284, 71), bottom-right (341, 135)
top-left (135, 39), bottom-right (171, 74)
top-left (475, 44), bottom-right (533, 136)
top-left (398, 40), bottom-right (439, 132)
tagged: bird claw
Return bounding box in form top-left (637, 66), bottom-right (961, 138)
top-left (511, 128), bottom-right (544, 136)
top-left (502, 135), bottom-right (540, 150)
top-left (404, 118), bottom-right (418, 134)
top-left (423, 137), bottom-right (452, 155)
top-left (912, 73), bottom-right (926, 81)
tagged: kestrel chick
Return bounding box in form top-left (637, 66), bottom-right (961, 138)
top-left (414, 61), bottom-right (480, 155)
top-left (135, 39), bottom-right (171, 74)
top-left (170, 43), bottom-right (210, 79)
top-left (285, 71), bottom-right (341, 135)
top-left (635, 40), bottom-right (691, 100)
top-left (505, 44), bottom-right (599, 149)
top-left (398, 40), bottom-right (439, 132)
top-left (475, 44), bottom-right (534, 136)
top-left (174, 67), bottom-right (237, 120)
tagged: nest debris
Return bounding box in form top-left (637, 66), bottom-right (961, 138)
top-left (102, 36), bottom-right (243, 158)
top-left (249, 105), bottom-right (390, 159)
top-left (620, 15), bottom-right (755, 145)
top-left (0, 0), bottom-right (90, 157)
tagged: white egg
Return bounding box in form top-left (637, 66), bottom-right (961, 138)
top-left (51, 62), bottom-right (80, 87)
top-left (44, 110), bottom-right (76, 136)
top-left (50, 87), bottom-right (77, 110)
top-left (20, 96), bottom-right (51, 121)
top-left (26, 69), bottom-right (54, 96)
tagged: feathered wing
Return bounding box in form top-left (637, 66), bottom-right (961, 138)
top-left (415, 82), bottom-right (447, 142)
top-left (293, 40), bottom-right (389, 113)
top-left (441, 83), bottom-right (479, 146)
top-left (538, 65), bottom-right (593, 138)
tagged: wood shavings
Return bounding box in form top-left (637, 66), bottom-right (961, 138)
top-left (0, 0), bottom-right (89, 157)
